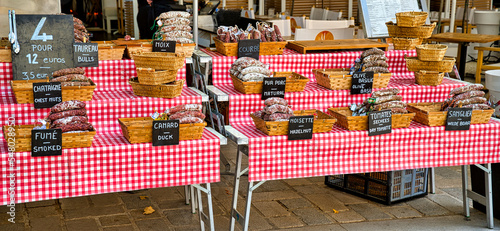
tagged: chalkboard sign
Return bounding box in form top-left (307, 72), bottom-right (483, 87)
top-left (261, 77), bottom-right (286, 100)
top-left (238, 39), bottom-right (260, 60)
top-left (12, 14), bottom-right (74, 80)
top-left (368, 110), bottom-right (392, 136)
top-left (445, 108), bottom-right (472, 131)
top-left (73, 43), bottom-right (98, 67)
top-left (153, 40), bottom-right (176, 53)
top-left (351, 71), bottom-right (374, 95)
top-left (31, 129), bottom-right (62, 157)
top-left (288, 115), bottom-right (314, 140)
top-left (152, 120), bottom-right (180, 146)
top-left (33, 82), bottom-right (62, 109)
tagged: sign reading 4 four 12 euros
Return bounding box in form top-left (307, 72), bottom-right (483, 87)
top-left (12, 14), bottom-right (74, 80)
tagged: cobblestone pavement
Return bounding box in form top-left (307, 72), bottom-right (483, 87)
top-left (2, 62), bottom-right (500, 231)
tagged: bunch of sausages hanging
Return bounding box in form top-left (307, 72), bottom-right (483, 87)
top-left (217, 22), bottom-right (284, 43)
top-left (350, 88), bottom-right (408, 116)
top-left (154, 11), bottom-right (193, 44)
top-left (73, 17), bottom-right (90, 43)
top-left (441, 84), bottom-right (491, 111)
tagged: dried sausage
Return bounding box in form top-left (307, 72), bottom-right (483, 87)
top-left (51, 74), bottom-right (89, 82)
top-left (449, 84), bottom-right (484, 96)
top-left (48, 109), bottom-right (87, 121)
top-left (169, 110), bottom-right (206, 120)
top-left (52, 68), bottom-right (85, 77)
top-left (167, 104), bottom-right (202, 115)
top-left (263, 104), bottom-right (293, 114)
top-left (50, 100), bottom-right (86, 114)
top-left (371, 88), bottom-right (400, 98)
top-left (50, 116), bottom-right (88, 128)
top-left (179, 116), bottom-right (204, 124)
top-left (56, 122), bottom-right (93, 133)
top-left (264, 97), bottom-right (288, 107)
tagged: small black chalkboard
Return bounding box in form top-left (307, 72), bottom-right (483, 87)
top-left (73, 43), bottom-right (98, 67)
top-left (152, 40), bottom-right (176, 53)
top-left (33, 82), bottom-right (62, 109)
top-left (445, 108), bottom-right (472, 131)
top-left (351, 71), bottom-right (374, 95)
top-left (31, 129), bottom-right (62, 157)
top-left (368, 110), bottom-right (392, 136)
top-left (261, 77), bottom-right (286, 100)
top-left (152, 120), bottom-right (180, 146)
top-left (237, 39), bottom-right (260, 60)
top-left (288, 115), bottom-right (314, 140)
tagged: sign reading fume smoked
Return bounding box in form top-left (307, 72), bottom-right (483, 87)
top-left (368, 110), bottom-right (392, 136)
top-left (33, 82), bottom-right (62, 109)
top-left (73, 43), bottom-right (98, 67)
top-left (152, 120), bottom-right (180, 146)
top-left (237, 39), bottom-right (260, 60)
top-left (12, 14), bottom-right (74, 80)
top-left (351, 71), bottom-right (374, 95)
top-left (445, 108), bottom-right (472, 131)
top-left (31, 129), bottom-right (62, 157)
top-left (261, 77), bottom-right (286, 100)
top-left (153, 40), bottom-right (176, 53)
top-left (288, 115), bottom-right (314, 140)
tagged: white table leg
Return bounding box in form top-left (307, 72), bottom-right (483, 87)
top-left (430, 167), bottom-right (436, 194)
top-left (462, 165), bottom-right (470, 217)
top-left (485, 163), bottom-right (494, 229)
top-left (185, 185), bottom-right (190, 205)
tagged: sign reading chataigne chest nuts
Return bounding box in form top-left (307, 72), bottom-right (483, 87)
top-left (237, 39), bottom-right (260, 60)
top-left (32, 82), bottom-right (62, 109)
top-left (152, 120), bottom-right (180, 146)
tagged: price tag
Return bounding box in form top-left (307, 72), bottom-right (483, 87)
top-left (351, 71), bottom-right (374, 95)
top-left (152, 120), bottom-right (180, 146)
top-left (368, 110), bottom-right (392, 136)
top-left (12, 14), bottom-right (74, 80)
top-left (445, 108), bottom-right (472, 131)
top-left (152, 40), bottom-right (176, 53)
top-left (31, 129), bottom-right (62, 157)
top-left (237, 39), bottom-right (260, 60)
top-left (261, 77), bottom-right (286, 100)
top-left (288, 115), bottom-right (314, 140)
top-left (33, 82), bottom-right (62, 109)
top-left (73, 43), bottom-right (98, 67)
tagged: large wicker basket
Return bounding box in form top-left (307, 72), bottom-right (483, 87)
top-left (415, 44), bottom-right (448, 61)
top-left (405, 56), bottom-right (455, 72)
top-left (118, 117), bottom-right (206, 143)
top-left (0, 47), bottom-right (11, 62)
top-left (137, 68), bottom-right (178, 85)
top-left (126, 43), bottom-right (195, 58)
top-left (250, 110), bottom-right (337, 136)
top-left (386, 22), bottom-right (436, 38)
top-left (10, 79), bottom-right (97, 104)
top-left (132, 52), bottom-right (185, 70)
top-left (230, 72), bottom-right (309, 94)
top-left (395, 12), bottom-right (428, 27)
top-left (392, 37), bottom-right (422, 50)
top-left (313, 68), bottom-right (391, 90)
top-left (407, 102), bottom-right (494, 126)
top-left (214, 37), bottom-right (287, 56)
top-left (98, 44), bottom-right (126, 60)
top-left (2, 125), bottom-right (96, 152)
top-left (328, 107), bottom-right (415, 131)
top-left (129, 77), bottom-right (184, 98)
top-left (414, 70), bottom-right (444, 86)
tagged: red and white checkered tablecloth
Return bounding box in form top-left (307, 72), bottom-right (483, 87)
top-left (0, 130), bottom-right (220, 205)
top-left (233, 120), bottom-right (500, 182)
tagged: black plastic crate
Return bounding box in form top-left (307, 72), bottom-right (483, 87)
top-left (325, 168), bottom-right (429, 205)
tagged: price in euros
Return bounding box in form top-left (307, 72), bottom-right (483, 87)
top-left (22, 72), bottom-right (48, 80)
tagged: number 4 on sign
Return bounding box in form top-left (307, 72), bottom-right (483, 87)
top-left (31, 17), bottom-right (53, 41)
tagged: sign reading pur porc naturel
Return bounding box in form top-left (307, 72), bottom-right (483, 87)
top-left (261, 77), bottom-right (286, 100)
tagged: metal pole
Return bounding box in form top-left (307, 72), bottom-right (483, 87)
top-left (222, 0), bottom-right (226, 8)
top-left (462, 165), bottom-right (470, 217)
top-left (462, 0), bottom-right (469, 34)
top-left (259, 0), bottom-right (264, 15)
top-left (132, 0), bottom-right (140, 39)
top-left (249, 0), bottom-right (253, 10)
top-left (284, 0), bottom-right (288, 15)
top-left (450, 0), bottom-right (457, 32)
top-left (485, 164), bottom-right (494, 229)
top-left (348, 0), bottom-right (353, 19)
top-left (437, 0), bottom-right (445, 33)
top-left (193, 0), bottom-right (199, 49)
top-left (445, 0), bottom-right (451, 18)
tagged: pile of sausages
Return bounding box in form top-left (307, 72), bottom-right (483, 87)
top-left (230, 57), bottom-right (271, 82)
top-left (217, 22), bottom-right (284, 43)
top-left (253, 97), bottom-right (294, 121)
top-left (351, 48), bottom-right (389, 73)
top-left (441, 84), bottom-right (491, 111)
top-left (155, 11), bottom-right (193, 44)
top-left (165, 104), bottom-right (205, 124)
top-left (50, 67), bottom-right (92, 87)
top-left (350, 88), bottom-right (408, 116)
top-left (73, 17), bottom-right (89, 43)
top-left (47, 100), bottom-right (93, 133)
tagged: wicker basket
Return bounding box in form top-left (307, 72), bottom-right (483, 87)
top-left (405, 56), bottom-right (455, 72)
top-left (10, 79), bottom-right (97, 104)
top-left (313, 68), bottom-right (391, 90)
top-left (328, 107), bottom-right (415, 131)
top-left (392, 37), bottom-right (422, 50)
top-left (250, 110), bottom-right (337, 136)
top-left (98, 44), bottom-right (126, 60)
top-left (129, 77), bottom-right (184, 98)
top-left (407, 102), bottom-right (494, 126)
top-left (0, 47), bottom-right (11, 62)
top-left (395, 12), bottom-right (428, 27)
top-left (230, 72), bottom-right (309, 94)
top-left (2, 125), bottom-right (96, 152)
top-left (137, 68), bottom-right (178, 85)
top-left (132, 52), bottom-right (185, 70)
top-left (126, 43), bottom-right (195, 58)
top-left (118, 117), bottom-right (206, 143)
top-left (414, 70), bottom-right (444, 86)
top-left (386, 22), bottom-right (436, 38)
top-left (415, 44), bottom-right (448, 61)
top-left (111, 39), bottom-right (152, 46)
top-left (213, 37), bottom-right (287, 56)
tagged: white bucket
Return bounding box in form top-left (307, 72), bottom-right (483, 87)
top-left (474, 10), bottom-right (500, 48)
top-left (485, 70), bottom-right (500, 117)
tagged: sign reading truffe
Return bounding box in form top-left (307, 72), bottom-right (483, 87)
top-left (73, 43), bottom-right (98, 67)
top-left (237, 39), bottom-right (260, 60)
top-left (33, 82), bottom-right (62, 109)
top-left (288, 115), bottom-right (314, 140)
top-left (351, 71), bottom-right (374, 95)
top-left (445, 108), bottom-right (472, 131)
top-left (368, 110), bottom-right (392, 136)
top-left (261, 77), bottom-right (286, 100)
top-left (152, 120), bottom-right (180, 146)
top-left (31, 129), bottom-right (62, 157)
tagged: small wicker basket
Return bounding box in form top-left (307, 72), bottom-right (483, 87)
top-left (405, 56), bottom-right (455, 72)
top-left (250, 110), bottom-right (337, 136)
top-left (2, 125), bottom-right (96, 152)
top-left (118, 117), bottom-right (206, 143)
top-left (213, 37), bottom-right (287, 56)
top-left (407, 102), bottom-right (494, 126)
top-left (0, 47), bottom-right (11, 62)
top-left (392, 37), bottom-right (422, 50)
top-left (132, 52), bottom-right (185, 70)
top-left (137, 68), bottom-right (178, 85)
top-left (10, 79), bottom-right (97, 104)
top-left (230, 72), bottom-right (309, 94)
top-left (414, 70), bottom-right (444, 86)
top-left (415, 44), bottom-right (448, 61)
top-left (126, 43), bottom-right (195, 58)
top-left (98, 44), bottom-right (126, 60)
top-left (395, 12), bottom-right (428, 27)
top-left (386, 22), bottom-right (436, 38)
top-left (129, 77), bottom-right (184, 98)
top-left (328, 107), bottom-right (415, 131)
top-left (313, 68), bottom-right (391, 90)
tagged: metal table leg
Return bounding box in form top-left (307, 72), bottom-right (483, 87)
top-left (430, 167), bottom-right (436, 194)
top-left (192, 183), bottom-right (216, 231)
top-left (230, 145), bottom-right (245, 231)
top-left (462, 164), bottom-right (495, 229)
top-left (462, 165), bottom-right (470, 217)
